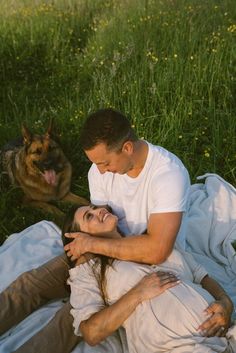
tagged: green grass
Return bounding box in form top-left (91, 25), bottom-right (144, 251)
top-left (0, 0), bottom-right (235, 244)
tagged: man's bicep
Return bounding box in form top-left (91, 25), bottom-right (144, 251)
top-left (147, 212), bottom-right (183, 261)
top-left (150, 169), bottom-right (190, 213)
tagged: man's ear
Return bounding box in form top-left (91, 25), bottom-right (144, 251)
top-left (122, 141), bottom-right (133, 155)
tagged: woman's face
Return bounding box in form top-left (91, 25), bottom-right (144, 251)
top-left (73, 205), bottom-right (118, 235)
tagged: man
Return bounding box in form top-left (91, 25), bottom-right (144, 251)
top-left (0, 108), bottom-right (189, 353)
top-left (65, 108), bottom-right (190, 264)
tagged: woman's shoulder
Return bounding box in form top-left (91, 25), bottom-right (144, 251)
top-left (69, 259), bottom-right (96, 279)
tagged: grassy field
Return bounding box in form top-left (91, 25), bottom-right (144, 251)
top-left (0, 0), bottom-right (235, 244)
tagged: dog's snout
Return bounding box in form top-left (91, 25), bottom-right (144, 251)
top-left (34, 159), bottom-right (55, 171)
top-left (43, 159), bottom-right (54, 169)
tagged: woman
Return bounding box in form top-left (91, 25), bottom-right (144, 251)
top-left (63, 205), bottom-right (234, 353)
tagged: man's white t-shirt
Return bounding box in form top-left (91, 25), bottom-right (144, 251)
top-left (88, 142), bottom-right (190, 245)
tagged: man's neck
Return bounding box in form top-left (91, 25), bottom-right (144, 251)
top-left (127, 140), bottom-right (148, 178)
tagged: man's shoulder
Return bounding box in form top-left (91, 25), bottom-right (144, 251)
top-left (147, 143), bottom-right (188, 176)
top-left (149, 143), bottom-right (183, 163)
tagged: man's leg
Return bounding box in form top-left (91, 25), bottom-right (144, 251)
top-left (13, 301), bottom-right (82, 353)
top-left (0, 253), bottom-right (70, 335)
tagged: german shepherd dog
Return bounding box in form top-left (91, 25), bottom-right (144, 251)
top-left (1, 120), bottom-right (88, 215)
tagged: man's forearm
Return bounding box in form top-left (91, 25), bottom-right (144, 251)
top-left (87, 234), bottom-right (172, 264)
top-left (65, 212), bottom-right (181, 264)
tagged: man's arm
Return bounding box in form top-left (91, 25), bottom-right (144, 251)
top-left (65, 212), bottom-right (182, 265)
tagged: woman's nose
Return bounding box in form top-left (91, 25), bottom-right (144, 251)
top-left (98, 208), bottom-right (106, 220)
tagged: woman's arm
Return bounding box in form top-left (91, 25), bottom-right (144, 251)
top-left (80, 271), bottom-right (179, 346)
top-left (198, 275), bottom-right (233, 337)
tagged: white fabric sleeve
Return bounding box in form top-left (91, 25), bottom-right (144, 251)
top-left (68, 262), bottom-right (106, 336)
top-left (88, 164), bottom-right (108, 205)
top-left (180, 249), bottom-right (208, 284)
top-left (150, 167), bottom-right (190, 213)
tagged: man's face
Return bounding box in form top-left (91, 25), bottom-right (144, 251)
top-left (85, 142), bottom-right (133, 175)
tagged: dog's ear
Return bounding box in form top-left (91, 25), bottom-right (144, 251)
top-left (21, 124), bottom-right (32, 145)
top-left (45, 118), bottom-right (60, 143)
top-left (45, 118), bottom-right (54, 137)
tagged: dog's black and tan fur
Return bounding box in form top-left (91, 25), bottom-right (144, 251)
top-left (1, 120), bottom-right (88, 215)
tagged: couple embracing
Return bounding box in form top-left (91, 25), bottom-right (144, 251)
top-left (1, 109), bottom-right (234, 353)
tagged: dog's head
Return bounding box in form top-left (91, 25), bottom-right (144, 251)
top-left (22, 119), bottom-right (66, 186)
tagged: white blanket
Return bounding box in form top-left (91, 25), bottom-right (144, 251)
top-left (0, 174), bottom-right (235, 352)
top-left (184, 174), bottom-right (236, 319)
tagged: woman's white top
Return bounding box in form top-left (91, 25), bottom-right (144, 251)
top-left (69, 249), bottom-right (228, 353)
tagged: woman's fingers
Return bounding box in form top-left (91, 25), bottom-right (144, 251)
top-left (155, 271), bottom-right (180, 286)
top-left (135, 271), bottom-right (181, 302)
top-left (215, 326), bottom-right (226, 337)
top-left (201, 323), bottom-right (226, 337)
top-left (198, 304), bottom-right (229, 337)
top-left (161, 276), bottom-right (181, 291)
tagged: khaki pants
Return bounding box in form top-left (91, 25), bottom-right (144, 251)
top-left (0, 253), bottom-right (82, 353)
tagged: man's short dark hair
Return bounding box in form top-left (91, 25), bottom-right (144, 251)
top-left (79, 108), bottom-right (138, 151)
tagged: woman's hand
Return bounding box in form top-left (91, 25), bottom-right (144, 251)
top-left (133, 271), bottom-right (180, 302)
top-left (198, 296), bottom-right (233, 337)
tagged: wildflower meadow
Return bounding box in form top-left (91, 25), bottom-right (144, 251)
top-left (0, 0), bottom-right (235, 243)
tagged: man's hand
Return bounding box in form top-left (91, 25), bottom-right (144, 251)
top-left (64, 232), bottom-right (91, 261)
top-left (198, 297), bottom-right (232, 337)
top-left (133, 271), bottom-right (180, 302)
